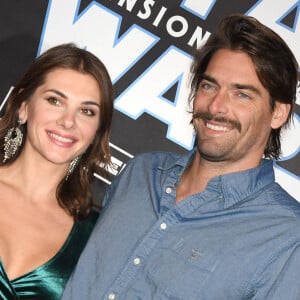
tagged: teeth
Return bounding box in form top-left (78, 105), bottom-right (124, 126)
top-left (48, 132), bottom-right (73, 143)
top-left (206, 122), bottom-right (229, 132)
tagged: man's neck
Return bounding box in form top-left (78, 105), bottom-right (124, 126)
top-left (175, 152), bottom-right (261, 203)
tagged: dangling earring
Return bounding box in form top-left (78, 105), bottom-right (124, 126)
top-left (3, 119), bottom-right (24, 163)
top-left (66, 156), bottom-right (80, 180)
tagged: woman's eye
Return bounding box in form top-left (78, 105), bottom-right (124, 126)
top-left (81, 108), bottom-right (95, 116)
top-left (47, 97), bottom-right (61, 105)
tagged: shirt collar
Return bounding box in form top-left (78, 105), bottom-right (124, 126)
top-left (219, 159), bottom-right (275, 208)
top-left (158, 148), bottom-right (275, 208)
top-left (157, 148), bottom-right (196, 171)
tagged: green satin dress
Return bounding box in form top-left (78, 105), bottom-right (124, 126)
top-left (0, 210), bottom-right (99, 299)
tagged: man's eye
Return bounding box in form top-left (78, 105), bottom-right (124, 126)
top-left (238, 92), bottom-right (251, 100)
top-left (199, 82), bottom-right (214, 91)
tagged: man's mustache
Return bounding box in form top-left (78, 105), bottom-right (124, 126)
top-left (192, 111), bottom-right (241, 132)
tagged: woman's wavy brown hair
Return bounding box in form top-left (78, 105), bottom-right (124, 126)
top-left (0, 43), bottom-right (114, 220)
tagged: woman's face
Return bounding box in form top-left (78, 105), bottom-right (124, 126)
top-left (19, 67), bottom-right (101, 166)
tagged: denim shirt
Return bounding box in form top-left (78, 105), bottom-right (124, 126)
top-left (62, 150), bottom-right (300, 300)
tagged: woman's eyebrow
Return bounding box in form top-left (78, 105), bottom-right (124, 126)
top-left (81, 101), bottom-right (100, 108)
top-left (45, 89), bottom-right (100, 108)
top-left (45, 89), bottom-right (67, 98)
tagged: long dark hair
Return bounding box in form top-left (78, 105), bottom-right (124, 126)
top-left (0, 43), bottom-right (114, 220)
top-left (190, 14), bottom-right (299, 159)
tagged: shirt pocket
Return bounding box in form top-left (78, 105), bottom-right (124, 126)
top-left (144, 237), bottom-right (220, 300)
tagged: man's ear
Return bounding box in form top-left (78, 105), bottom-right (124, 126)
top-left (271, 102), bottom-right (291, 129)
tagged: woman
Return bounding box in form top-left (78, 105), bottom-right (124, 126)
top-left (0, 43), bottom-right (113, 299)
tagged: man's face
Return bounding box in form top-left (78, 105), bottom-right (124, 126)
top-left (192, 49), bottom-right (289, 169)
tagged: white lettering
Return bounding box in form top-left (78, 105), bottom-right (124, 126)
top-left (39, 0), bottom-right (157, 82)
top-left (166, 16), bottom-right (189, 37)
top-left (188, 26), bottom-right (211, 48)
top-left (248, 0), bottom-right (300, 66)
top-left (114, 47), bottom-right (195, 149)
top-left (137, 0), bottom-right (155, 19)
top-left (117, 0), bottom-right (138, 12)
top-left (153, 6), bottom-right (167, 27)
top-left (109, 156), bottom-right (126, 176)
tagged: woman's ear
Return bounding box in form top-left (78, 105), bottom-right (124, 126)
top-left (271, 102), bottom-right (291, 129)
top-left (18, 101), bottom-right (28, 122)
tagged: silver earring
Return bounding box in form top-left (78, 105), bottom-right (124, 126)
top-left (3, 119), bottom-right (24, 163)
top-left (66, 156), bottom-right (80, 180)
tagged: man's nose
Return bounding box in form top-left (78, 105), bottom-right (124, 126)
top-left (207, 91), bottom-right (229, 115)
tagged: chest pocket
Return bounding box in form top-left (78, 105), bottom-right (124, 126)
top-left (144, 236), bottom-right (221, 300)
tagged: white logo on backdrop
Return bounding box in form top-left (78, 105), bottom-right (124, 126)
top-left (38, 0), bottom-right (299, 199)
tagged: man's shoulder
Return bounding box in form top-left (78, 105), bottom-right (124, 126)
top-left (271, 183), bottom-right (300, 216)
top-left (257, 183), bottom-right (300, 242)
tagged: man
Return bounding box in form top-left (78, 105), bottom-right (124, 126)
top-left (62, 14), bottom-right (300, 299)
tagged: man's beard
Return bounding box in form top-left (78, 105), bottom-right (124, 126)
top-left (192, 111), bottom-right (242, 162)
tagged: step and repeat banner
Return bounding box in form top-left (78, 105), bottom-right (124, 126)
top-left (0, 0), bottom-right (299, 201)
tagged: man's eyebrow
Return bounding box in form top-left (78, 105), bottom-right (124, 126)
top-left (45, 89), bottom-right (100, 108)
top-left (200, 75), bottom-right (262, 96)
top-left (201, 74), bottom-right (218, 85)
top-left (233, 83), bottom-right (262, 96)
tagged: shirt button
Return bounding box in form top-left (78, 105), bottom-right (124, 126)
top-left (133, 257), bottom-right (141, 265)
top-left (166, 187), bottom-right (172, 194)
top-left (108, 293), bottom-right (116, 300)
top-left (160, 222), bottom-right (167, 230)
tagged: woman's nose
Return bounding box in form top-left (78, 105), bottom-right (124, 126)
top-left (56, 111), bottom-right (76, 129)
